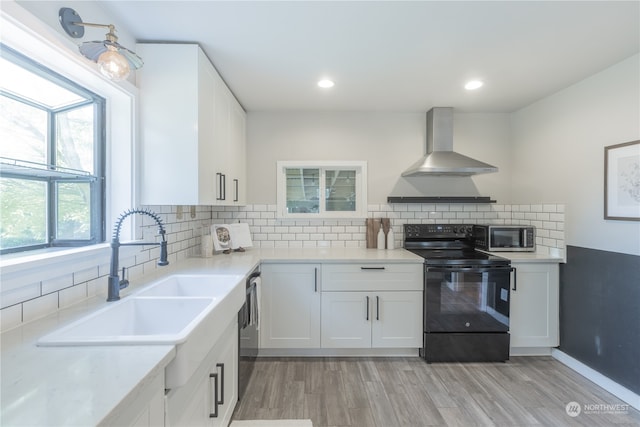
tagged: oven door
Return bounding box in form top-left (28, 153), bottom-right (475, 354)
top-left (425, 266), bottom-right (512, 333)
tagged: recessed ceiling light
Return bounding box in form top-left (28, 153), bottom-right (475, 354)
top-left (465, 80), bottom-right (484, 90)
top-left (317, 79), bottom-right (335, 89)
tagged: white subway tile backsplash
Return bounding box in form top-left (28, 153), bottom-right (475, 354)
top-left (59, 284), bottom-right (88, 309)
top-left (73, 267), bottom-right (99, 285)
top-left (4, 202), bottom-right (566, 330)
top-left (41, 274), bottom-right (73, 295)
top-left (1, 304), bottom-right (22, 332)
top-left (1, 282), bottom-right (40, 309)
top-left (23, 293), bottom-right (58, 324)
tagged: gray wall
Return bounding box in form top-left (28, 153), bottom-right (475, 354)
top-left (560, 246), bottom-right (640, 394)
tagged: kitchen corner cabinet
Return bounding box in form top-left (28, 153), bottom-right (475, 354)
top-left (260, 264), bottom-right (321, 348)
top-left (321, 263), bottom-right (423, 348)
top-left (137, 43), bottom-right (246, 206)
top-left (165, 319), bottom-right (238, 427)
top-left (509, 262), bottom-right (559, 348)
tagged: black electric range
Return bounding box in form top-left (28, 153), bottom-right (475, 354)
top-left (404, 223), bottom-right (514, 363)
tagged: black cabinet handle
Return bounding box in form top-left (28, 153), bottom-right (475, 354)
top-left (221, 174), bottom-right (226, 200)
top-left (216, 173), bottom-right (223, 201)
top-left (512, 267), bottom-right (517, 291)
top-left (233, 179), bottom-right (239, 202)
top-left (360, 267), bottom-right (385, 270)
top-left (366, 296), bottom-right (370, 321)
top-left (209, 373), bottom-right (219, 418)
top-left (314, 267), bottom-right (318, 292)
top-left (216, 363), bottom-right (224, 405)
top-left (376, 296), bottom-right (380, 321)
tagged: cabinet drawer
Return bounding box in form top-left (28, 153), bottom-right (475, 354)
top-left (322, 263), bottom-right (423, 292)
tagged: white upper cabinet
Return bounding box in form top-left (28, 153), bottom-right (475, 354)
top-left (137, 43), bottom-right (246, 206)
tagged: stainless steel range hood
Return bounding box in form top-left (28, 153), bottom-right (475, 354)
top-left (402, 107), bottom-right (498, 177)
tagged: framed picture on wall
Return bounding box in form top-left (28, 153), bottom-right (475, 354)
top-left (604, 140), bottom-right (640, 221)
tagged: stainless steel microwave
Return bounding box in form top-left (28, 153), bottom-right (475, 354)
top-left (472, 225), bottom-right (535, 252)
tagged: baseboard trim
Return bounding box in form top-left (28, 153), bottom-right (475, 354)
top-left (510, 347), bottom-right (553, 356)
top-left (552, 349), bottom-right (640, 411)
top-left (258, 348), bottom-right (420, 357)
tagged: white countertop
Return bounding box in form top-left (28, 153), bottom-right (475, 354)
top-left (489, 252), bottom-right (565, 263)
top-left (0, 247), bottom-right (421, 426)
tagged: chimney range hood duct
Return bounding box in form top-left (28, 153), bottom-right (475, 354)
top-left (402, 107), bottom-right (498, 177)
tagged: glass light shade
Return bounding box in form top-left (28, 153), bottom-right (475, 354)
top-left (97, 48), bottom-right (130, 81)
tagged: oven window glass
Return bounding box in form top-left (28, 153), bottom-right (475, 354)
top-left (426, 269), bottom-right (510, 333)
top-left (490, 229), bottom-right (520, 247)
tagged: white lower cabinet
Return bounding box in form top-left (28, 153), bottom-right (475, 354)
top-left (510, 261), bottom-right (560, 349)
top-left (260, 263), bottom-right (321, 349)
top-left (321, 291), bottom-right (422, 348)
top-left (321, 263), bottom-right (423, 349)
top-left (165, 320), bottom-right (238, 427)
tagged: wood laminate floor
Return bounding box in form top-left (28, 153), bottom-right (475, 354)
top-left (232, 356), bottom-right (640, 427)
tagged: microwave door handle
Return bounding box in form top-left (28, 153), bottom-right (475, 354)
top-left (522, 228), bottom-right (527, 247)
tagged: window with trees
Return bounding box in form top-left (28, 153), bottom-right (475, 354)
top-left (0, 45), bottom-right (105, 254)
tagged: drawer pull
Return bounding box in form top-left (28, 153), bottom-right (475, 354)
top-left (216, 363), bottom-right (224, 405)
top-left (360, 267), bottom-right (385, 270)
top-left (209, 373), bottom-right (219, 418)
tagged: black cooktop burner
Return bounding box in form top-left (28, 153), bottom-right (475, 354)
top-left (403, 223), bottom-right (510, 267)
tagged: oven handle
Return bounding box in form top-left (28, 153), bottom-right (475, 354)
top-left (426, 266), bottom-right (515, 274)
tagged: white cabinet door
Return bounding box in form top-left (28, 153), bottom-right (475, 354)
top-left (137, 43), bottom-right (246, 206)
top-left (212, 321), bottom-right (238, 427)
top-left (229, 100), bottom-right (247, 205)
top-left (371, 291), bottom-right (422, 348)
top-left (260, 264), bottom-right (321, 348)
top-left (165, 320), bottom-right (238, 427)
top-left (321, 292), bottom-right (372, 348)
top-left (211, 71), bottom-right (231, 205)
top-left (321, 291), bottom-right (422, 349)
top-left (510, 262), bottom-right (559, 348)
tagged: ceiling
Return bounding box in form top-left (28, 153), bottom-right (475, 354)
top-left (98, 1), bottom-right (640, 113)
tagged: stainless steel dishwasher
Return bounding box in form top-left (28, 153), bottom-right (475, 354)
top-left (238, 267), bottom-right (260, 401)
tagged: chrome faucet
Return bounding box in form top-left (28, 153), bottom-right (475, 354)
top-left (107, 208), bottom-right (169, 301)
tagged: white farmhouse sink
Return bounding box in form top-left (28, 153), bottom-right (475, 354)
top-left (136, 274), bottom-right (244, 298)
top-left (37, 297), bottom-right (215, 346)
top-left (37, 273), bottom-right (246, 388)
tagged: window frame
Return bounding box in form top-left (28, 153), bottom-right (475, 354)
top-left (0, 45), bottom-right (106, 254)
top-left (276, 160), bottom-right (368, 219)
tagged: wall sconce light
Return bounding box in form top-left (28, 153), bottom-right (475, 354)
top-left (58, 7), bottom-right (143, 81)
